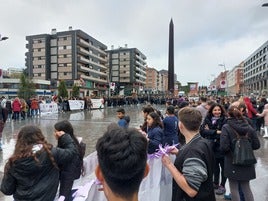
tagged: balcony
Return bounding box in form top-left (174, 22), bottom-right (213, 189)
top-left (80, 74), bottom-right (107, 84)
top-left (77, 47), bottom-right (89, 55)
top-left (78, 56), bottom-right (90, 64)
top-left (78, 65), bottom-right (107, 77)
top-left (88, 43), bottom-right (107, 55)
top-left (89, 60), bottom-right (107, 70)
top-left (78, 38), bottom-right (89, 47)
top-left (88, 51), bottom-right (107, 62)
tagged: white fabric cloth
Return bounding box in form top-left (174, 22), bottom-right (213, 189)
top-left (71, 151), bottom-right (174, 201)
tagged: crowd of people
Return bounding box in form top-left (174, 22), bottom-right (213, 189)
top-left (0, 94), bottom-right (266, 201)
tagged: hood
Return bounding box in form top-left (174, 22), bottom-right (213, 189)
top-left (12, 147), bottom-right (48, 176)
top-left (226, 118), bottom-right (251, 135)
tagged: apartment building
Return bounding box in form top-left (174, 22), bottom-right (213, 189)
top-left (227, 62), bottom-right (244, 96)
top-left (244, 40), bottom-right (268, 96)
top-left (145, 67), bottom-right (159, 93)
top-left (158, 70), bottom-right (169, 94)
top-left (106, 46), bottom-right (147, 96)
top-left (25, 27), bottom-right (108, 97)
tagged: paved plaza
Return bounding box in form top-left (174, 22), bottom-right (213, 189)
top-left (0, 105), bottom-right (267, 201)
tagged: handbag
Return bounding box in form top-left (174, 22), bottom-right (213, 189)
top-left (229, 126), bottom-right (257, 166)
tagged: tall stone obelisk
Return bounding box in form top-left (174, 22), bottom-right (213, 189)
top-left (168, 19), bottom-right (174, 94)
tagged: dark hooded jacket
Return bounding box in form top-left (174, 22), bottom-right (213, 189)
top-left (200, 115), bottom-right (227, 158)
top-left (220, 117), bottom-right (260, 181)
top-left (1, 134), bottom-right (77, 201)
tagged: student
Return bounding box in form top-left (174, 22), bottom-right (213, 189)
top-left (146, 112), bottom-right (164, 154)
top-left (140, 105), bottom-right (155, 132)
top-left (116, 108), bottom-right (129, 128)
top-left (1, 125), bottom-right (77, 201)
top-left (54, 120), bottom-right (86, 201)
top-left (162, 107), bottom-right (216, 201)
top-left (220, 105), bottom-right (260, 201)
top-left (163, 105), bottom-right (178, 145)
top-left (95, 123), bottom-right (149, 201)
top-left (200, 103), bottom-right (227, 195)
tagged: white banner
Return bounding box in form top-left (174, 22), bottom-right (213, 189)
top-left (68, 100), bottom-right (85, 111)
top-left (91, 99), bottom-right (104, 109)
top-left (39, 102), bottom-right (58, 115)
top-left (72, 152), bottom-right (173, 201)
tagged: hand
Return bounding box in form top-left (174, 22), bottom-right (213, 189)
top-left (205, 124), bottom-right (209, 130)
top-left (169, 147), bottom-right (179, 155)
top-left (137, 128), bottom-right (148, 138)
top-left (54, 130), bottom-right (65, 139)
top-left (162, 155), bottom-right (173, 167)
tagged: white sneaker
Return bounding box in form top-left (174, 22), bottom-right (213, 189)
top-left (263, 135), bottom-right (268, 138)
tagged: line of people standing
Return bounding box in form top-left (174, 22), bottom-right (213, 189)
top-left (1, 96), bottom-right (40, 121)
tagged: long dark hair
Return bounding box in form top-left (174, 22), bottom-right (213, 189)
top-left (54, 120), bottom-right (82, 157)
top-left (207, 103), bottom-right (226, 118)
top-left (5, 125), bottom-right (58, 172)
top-left (148, 112), bottom-right (163, 128)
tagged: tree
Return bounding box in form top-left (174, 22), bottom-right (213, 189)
top-left (18, 74), bottom-right (36, 99)
top-left (58, 80), bottom-right (68, 98)
top-left (72, 84), bottom-right (80, 98)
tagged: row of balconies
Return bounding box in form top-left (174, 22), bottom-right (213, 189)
top-left (77, 38), bottom-right (106, 56)
top-left (77, 47), bottom-right (107, 63)
top-left (78, 65), bottom-right (107, 77)
top-left (80, 74), bottom-right (107, 84)
top-left (78, 56), bottom-right (107, 70)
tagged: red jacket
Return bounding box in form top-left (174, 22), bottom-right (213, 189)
top-left (244, 97), bottom-right (257, 119)
top-left (12, 99), bottom-right (21, 112)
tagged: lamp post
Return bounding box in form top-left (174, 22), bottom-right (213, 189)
top-left (218, 63), bottom-right (228, 96)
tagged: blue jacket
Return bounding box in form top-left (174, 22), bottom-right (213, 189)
top-left (147, 126), bottom-right (163, 154)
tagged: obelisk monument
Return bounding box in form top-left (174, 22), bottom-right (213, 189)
top-left (168, 19), bottom-right (174, 94)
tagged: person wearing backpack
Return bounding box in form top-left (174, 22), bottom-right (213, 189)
top-left (54, 120), bottom-right (86, 201)
top-left (220, 105), bottom-right (260, 201)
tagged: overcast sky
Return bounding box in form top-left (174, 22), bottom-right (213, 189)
top-left (1, 0), bottom-right (268, 86)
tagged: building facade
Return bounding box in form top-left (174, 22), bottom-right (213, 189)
top-left (243, 40), bottom-right (268, 96)
top-left (158, 70), bottom-right (169, 95)
top-left (26, 27), bottom-right (108, 97)
top-left (227, 62), bottom-right (244, 96)
top-left (106, 46), bottom-right (147, 96)
top-left (145, 67), bottom-right (159, 93)
top-left (0, 78), bottom-right (51, 98)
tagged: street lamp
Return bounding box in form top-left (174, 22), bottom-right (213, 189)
top-left (218, 63), bottom-right (228, 96)
top-left (262, 3), bottom-right (268, 6)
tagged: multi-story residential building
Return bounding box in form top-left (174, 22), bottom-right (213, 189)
top-left (106, 45), bottom-right (147, 96)
top-left (145, 67), bottom-right (159, 93)
top-left (158, 70), bottom-right (168, 95)
top-left (25, 27), bottom-right (108, 97)
top-left (244, 40), bottom-right (268, 96)
top-left (227, 62), bottom-right (244, 96)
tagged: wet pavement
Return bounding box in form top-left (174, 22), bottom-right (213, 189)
top-left (0, 104), bottom-right (267, 201)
